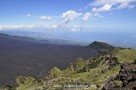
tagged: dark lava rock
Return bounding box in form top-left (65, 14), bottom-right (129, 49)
top-left (103, 60), bottom-right (136, 90)
top-left (108, 56), bottom-right (119, 68)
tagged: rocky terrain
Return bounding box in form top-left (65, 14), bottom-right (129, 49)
top-left (103, 60), bottom-right (136, 90)
top-left (1, 44), bottom-right (136, 90)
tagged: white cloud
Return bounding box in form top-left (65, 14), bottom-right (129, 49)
top-left (0, 24), bottom-right (59, 31)
top-left (61, 10), bottom-right (82, 22)
top-left (83, 12), bottom-right (92, 21)
top-left (91, 0), bottom-right (136, 7)
top-left (0, 25), bottom-right (36, 30)
top-left (117, 2), bottom-right (129, 9)
top-left (92, 4), bottom-right (112, 13)
top-left (100, 4), bottom-right (112, 12)
top-left (88, 0), bottom-right (136, 18)
top-left (48, 24), bottom-right (58, 30)
top-left (90, 0), bottom-right (136, 12)
top-left (92, 7), bottom-right (97, 12)
top-left (93, 13), bottom-right (103, 18)
top-left (68, 25), bottom-right (81, 32)
top-left (117, 2), bottom-right (134, 9)
top-left (26, 14), bottom-right (31, 17)
top-left (40, 16), bottom-right (52, 20)
top-left (0, 24), bottom-right (90, 32)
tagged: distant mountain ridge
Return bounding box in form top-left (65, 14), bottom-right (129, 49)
top-left (0, 33), bottom-right (38, 42)
top-left (0, 31), bottom-right (88, 46)
top-left (1, 30), bottom-right (136, 48)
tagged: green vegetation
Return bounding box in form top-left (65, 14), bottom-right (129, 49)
top-left (4, 48), bottom-right (136, 90)
top-left (16, 76), bottom-right (44, 90)
top-left (117, 49), bottom-right (136, 63)
top-left (50, 67), bottom-right (62, 78)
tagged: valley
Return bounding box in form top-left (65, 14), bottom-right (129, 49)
top-left (0, 33), bottom-right (98, 86)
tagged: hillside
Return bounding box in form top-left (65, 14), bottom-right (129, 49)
top-left (2, 48), bottom-right (136, 90)
top-left (89, 41), bottom-right (115, 50)
top-left (0, 33), bottom-right (98, 86)
top-left (0, 33), bottom-right (135, 89)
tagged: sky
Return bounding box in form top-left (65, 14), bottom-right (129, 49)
top-left (0, 0), bottom-right (136, 32)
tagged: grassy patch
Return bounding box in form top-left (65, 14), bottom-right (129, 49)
top-left (50, 67), bottom-right (62, 78)
top-left (117, 49), bottom-right (136, 63)
top-left (16, 76), bottom-right (43, 90)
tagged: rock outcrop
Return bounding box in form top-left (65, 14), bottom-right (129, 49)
top-left (103, 60), bottom-right (136, 90)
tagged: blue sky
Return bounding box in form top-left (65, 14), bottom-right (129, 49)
top-left (0, 0), bottom-right (136, 32)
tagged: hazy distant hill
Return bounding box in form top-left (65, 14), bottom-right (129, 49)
top-left (1, 30), bottom-right (136, 48)
top-left (0, 33), bottom-right (36, 42)
top-left (0, 30), bottom-right (88, 46)
top-left (89, 41), bottom-right (115, 50)
top-left (0, 33), bottom-right (97, 86)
